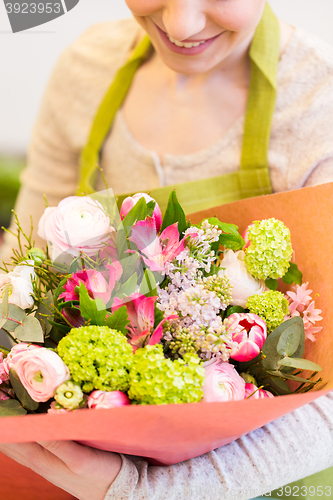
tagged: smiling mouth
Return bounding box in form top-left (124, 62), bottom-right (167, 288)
top-left (156, 24), bottom-right (222, 49)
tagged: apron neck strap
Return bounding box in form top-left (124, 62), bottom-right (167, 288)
top-left (77, 2), bottom-right (280, 195)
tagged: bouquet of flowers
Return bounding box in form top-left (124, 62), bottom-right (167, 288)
top-left (0, 187), bottom-right (324, 416)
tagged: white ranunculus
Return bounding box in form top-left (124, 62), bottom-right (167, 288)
top-left (38, 196), bottom-right (112, 262)
top-left (0, 261), bottom-right (35, 310)
top-left (218, 250), bottom-right (267, 307)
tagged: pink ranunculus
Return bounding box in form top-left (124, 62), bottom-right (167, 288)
top-left (88, 390), bottom-right (131, 409)
top-left (245, 383), bottom-right (274, 399)
top-left (38, 196), bottom-right (113, 261)
top-left (3, 343), bottom-right (42, 377)
top-left (14, 348), bottom-right (70, 403)
top-left (225, 313), bottom-right (267, 362)
top-left (203, 360), bottom-right (245, 403)
top-left (120, 193), bottom-right (162, 232)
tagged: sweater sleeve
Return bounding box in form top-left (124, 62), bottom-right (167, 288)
top-left (104, 392), bottom-right (333, 500)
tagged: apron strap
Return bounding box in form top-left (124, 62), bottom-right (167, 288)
top-left (77, 2), bottom-right (280, 207)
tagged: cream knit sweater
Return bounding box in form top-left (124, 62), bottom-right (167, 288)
top-left (1, 19), bottom-right (333, 500)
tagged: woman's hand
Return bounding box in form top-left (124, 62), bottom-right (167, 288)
top-left (0, 441), bottom-right (122, 500)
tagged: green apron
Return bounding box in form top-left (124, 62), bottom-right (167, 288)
top-left (77, 2), bottom-right (333, 497)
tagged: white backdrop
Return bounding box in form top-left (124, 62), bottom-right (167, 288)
top-left (1, 0), bottom-right (333, 154)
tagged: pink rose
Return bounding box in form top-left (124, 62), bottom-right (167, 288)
top-left (120, 193), bottom-right (162, 232)
top-left (225, 313), bottom-right (267, 362)
top-left (245, 383), bottom-right (274, 399)
top-left (3, 343), bottom-right (42, 377)
top-left (88, 390), bottom-right (131, 409)
top-left (203, 360), bottom-right (245, 403)
top-left (14, 348), bottom-right (70, 403)
top-left (38, 196), bottom-right (113, 261)
top-left (0, 352), bottom-right (9, 384)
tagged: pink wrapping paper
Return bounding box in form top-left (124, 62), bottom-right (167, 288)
top-left (1, 182), bottom-right (332, 497)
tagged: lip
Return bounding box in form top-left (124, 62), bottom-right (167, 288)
top-left (155, 24), bottom-right (223, 56)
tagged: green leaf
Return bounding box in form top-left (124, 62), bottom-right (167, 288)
top-left (105, 306), bottom-right (130, 335)
top-left (261, 376), bottom-right (291, 395)
top-left (116, 198), bottom-right (148, 258)
top-left (117, 274), bottom-right (137, 300)
top-left (154, 302), bottom-right (164, 329)
top-left (277, 357), bottom-right (322, 372)
top-left (161, 190), bottom-right (187, 236)
top-left (207, 218), bottom-right (245, 251)
top-left (0, 304), bottom-right (25, 331)
top-left (53, 277), bottom-right (69, 305)
top-left (146, 200), bottom-right (156, 218)
top-left (225, 305), bottom-right (245, 318)
top-left (120, 253), bottom-right (140, 284)
top-left (139, 269), bottom-right (157, 297)
top-left (267, 370), bottom-right (318, 384)
top-left (0, 399), bottom-right (27, 417)
top-left (265, 278), bottom-right (278, 291)
top-left (35, 291), bottom-right (54, 335)
top-left (15, 316), bottom-right (44, 343)
top-left (9, 369), bottom-right (39, 411)
top-left (261, 316), bottom-right (304, 372)
top-left (277, 321), bottom-right (303, 357)
top-left (282, 262), bottom-right (303, 286)
top-left (79, 283), bottom-right (106, 326)
top-left (48, 320), bottom-right (71, 334)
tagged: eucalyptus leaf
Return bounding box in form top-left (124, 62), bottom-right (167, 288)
top-left (261, 376), bottom-right (291, 395)
top-left (0, 399), bottom-right (27, 417)
top-left (265, 278), bottom-right (278, 291)
top-left (79, 283), bottom-right (106, 326)
top-left (277, 321), bottom-right (303, 357)
top-left (161, 190), bottom-right (187, 236)
top-left (15, 316), bottom-right (44, 343)
top-left (9, 369), bottom-right (39, 411)
top-left (282, 262), bottom-right (303, 286)
top-left (105, 306), bottom-right (130, 335)
top-left (261, 317), bottom-right (304, 372)
top-left (277, 357), bottom-right (322, 372)
top-left (0, 304), bottom-right (25, 331)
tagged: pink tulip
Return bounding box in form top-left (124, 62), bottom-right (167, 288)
top-left (203, 360), bottom-right (245, 402)
top-left (120, 193), bottom-right (162, 232)
top-left (88, 390), bottom-right (131, 409)
top-left (112, 293), bottom-right (178, 350)
top-left (225, 313), bottom-right (267, 362)
top-left (245, 383), bottom-right (274, 399)
top-left (3, 343), bottom-right (42, 377)
top-left (14, 348), bottom-right (70, 403)
top-left (129, 222), bottom-right (185, 272)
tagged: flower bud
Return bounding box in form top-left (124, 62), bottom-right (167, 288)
top-left (225, 313), bottom-right (267, 362)
top-left (245, 383), bottom-right (274, 399)
top-left (88, 390), bottom-right (131, 409)
top-left (27, 247), bottom-right (46, 266)
top-left (120, 193), bottom-right (162, 232)
top-left (240, 372), bottom-right (258, 385)
top-left (54, 380), bottom-right (84, 410)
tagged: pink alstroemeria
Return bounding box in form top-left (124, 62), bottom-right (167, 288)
top-left (245, 383), bottom-right (274, 399)
top-left (113, 293), bottom-right (177, 350)
top-left (60, 262), bottom-right (123, 305)
top-left (120, 193), bottom-right (162, 232)
top-left (129, 223), bottom-right (185, 272)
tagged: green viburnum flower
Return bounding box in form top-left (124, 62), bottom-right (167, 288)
top-left (246, 290), bottom-right (289, 333)
top-left (54, 380), bottom-right (84, 410)
top-left (128, 344), bottom-right (205, 405)
top-left (57, 326), bottom-right (134, 393)
top-left (244, 218), bottom-right (293, 279)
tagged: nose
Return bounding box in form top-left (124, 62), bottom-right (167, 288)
top-left (162, 0), bottom-right (206, 41)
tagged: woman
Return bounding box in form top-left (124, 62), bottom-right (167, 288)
top-left (1, 1), bottom-right (333, 498)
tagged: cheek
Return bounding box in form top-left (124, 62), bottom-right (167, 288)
top-left (211, 0), bottom-right (265, 32)
top-left (125, 0), bottom-right (164, 17)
